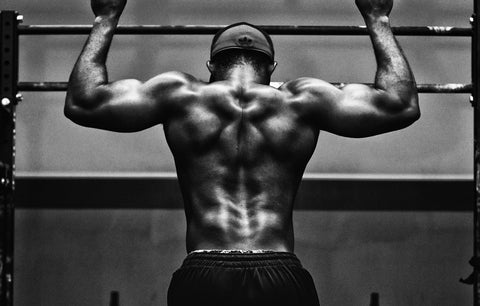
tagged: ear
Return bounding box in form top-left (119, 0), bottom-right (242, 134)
top-left (206, 60), bottom-right (215, 73)
top-left (268, 61), bottom-right (278, 75)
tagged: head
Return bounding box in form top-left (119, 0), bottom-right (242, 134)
top-left (207, 22), bottom-right (277, 84)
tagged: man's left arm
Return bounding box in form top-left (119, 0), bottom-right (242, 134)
top-left (290, 0), bottom-right (419, 138)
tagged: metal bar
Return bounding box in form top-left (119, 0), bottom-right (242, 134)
top-left (17, 24), bottom-right (472, 36)
top-left (13, 176), bottom-right (473, 211)
top-left (17, 81), bottom-right (473, 94)
top-left (474, 0), bottom-right (480, 304)
top-left (0, 11), bottom-right (17, 306)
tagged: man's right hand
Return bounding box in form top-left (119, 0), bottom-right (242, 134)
top-left (91, 0), bottom-right (127, 18)
top-left (355, 0), bottom-right (393, 19)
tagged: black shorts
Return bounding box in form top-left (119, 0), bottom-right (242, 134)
top-left (167, 251), bottom-right (320, 306)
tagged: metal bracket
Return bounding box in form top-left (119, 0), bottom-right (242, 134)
top-left (0, 162), bottom-right (11, 193)
top-left (460, 256), bottom-right (480, 285)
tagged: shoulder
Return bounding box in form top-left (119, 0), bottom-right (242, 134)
top-left (277, 78), bottom-right (343, 107)
top-left (144, 71), bottom-right (203, 92)
top-left (280, 77), bottom-right (335, 91)
top-left (279, 77), bottom-right (341, 99)
top-left (134, 72), bottom-right (207, 109)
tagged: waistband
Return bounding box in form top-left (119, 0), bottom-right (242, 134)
top-left (181, 250), bottom-right (302, 268)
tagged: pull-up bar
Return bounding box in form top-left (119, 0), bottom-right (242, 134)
top-left (17, 24), bottom-right (472, 36)
top-left (17, 82), bottom-right (473, 94)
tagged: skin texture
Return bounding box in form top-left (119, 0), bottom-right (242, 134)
top-left (65, 0), bottom-right (419, 253)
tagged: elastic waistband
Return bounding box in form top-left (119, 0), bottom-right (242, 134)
top-left (181, 250), bottom-right (302, 268)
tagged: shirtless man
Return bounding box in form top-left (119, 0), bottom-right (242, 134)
top-left (65, 0), bottom-right (419, 305)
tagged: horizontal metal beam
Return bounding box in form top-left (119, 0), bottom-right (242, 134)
top-left (14, 176), bottom-right (473, 211)
top-left (18, 25), bottom-right (472, 36)
top-left (18, 82), bottom-right (473, 94)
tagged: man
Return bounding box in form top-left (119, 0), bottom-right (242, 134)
top-left (65, 0), bottom-right (419, 305)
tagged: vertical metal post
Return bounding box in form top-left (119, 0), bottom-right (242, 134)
top-left (473, 0), bottom-right (480, 304)
top-left (110, 291), bottom-right (120, 306)
top-left (369, 292), bottom-right (379, 306)
top-left (0, 10), bottom-right (18, 306)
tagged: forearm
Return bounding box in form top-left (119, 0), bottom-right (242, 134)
top-left (365, 16), bottom-right (418, 107)
top-left (66, 15), bottom-right (119, 109)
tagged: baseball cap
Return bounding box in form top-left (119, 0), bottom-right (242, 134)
top-left (211, 22), bottom-right (274, 60)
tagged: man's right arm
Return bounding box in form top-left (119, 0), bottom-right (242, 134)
top-left (65, 0), bottom-right (195, 132)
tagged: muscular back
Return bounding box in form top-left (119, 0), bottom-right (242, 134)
top-left (163, 80), bottom-right (319, 252)
top-left (66, 64), bottom-right (417, 253)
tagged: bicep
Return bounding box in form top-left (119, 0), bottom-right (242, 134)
top-left (66, 72), bottom-right (190, 132)
top-left (309, 82), bottom-right (417, 138)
